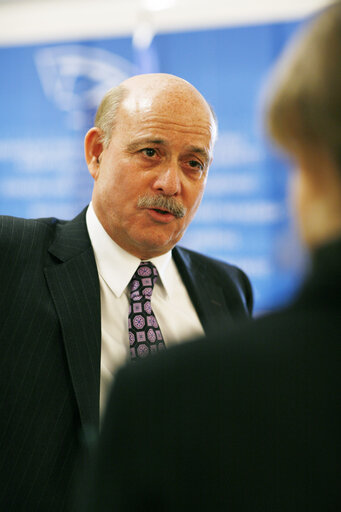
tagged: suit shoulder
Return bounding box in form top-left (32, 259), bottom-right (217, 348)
top-left (0, 214), bottom-right (65, 251)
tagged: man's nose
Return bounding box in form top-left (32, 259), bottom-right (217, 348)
top-left (152, 163), bottom-right (181, 196)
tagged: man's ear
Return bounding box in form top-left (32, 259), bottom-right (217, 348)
top-left (84, 127), bottom-right (104, 180)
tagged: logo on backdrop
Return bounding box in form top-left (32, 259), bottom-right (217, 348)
top-left (35, 45), bottom-right (136, 129)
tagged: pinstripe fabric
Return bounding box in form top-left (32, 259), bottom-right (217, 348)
top-left (0, 207), bottom-right (252, 512)
top-left (0, 209), bottom-right (101, 512)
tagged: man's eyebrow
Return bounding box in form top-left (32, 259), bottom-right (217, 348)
top-left (126, 139), bottom-right (166, 152)
top-left (126, 140), bottom-right (210, 162)
top-left (186, 145), bottom-right (210, 162)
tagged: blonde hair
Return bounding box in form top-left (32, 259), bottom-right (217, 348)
top-left (266, 1), bottom-right (341, 168)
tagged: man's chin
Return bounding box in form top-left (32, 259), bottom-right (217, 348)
top-left (130, 232), bottom-right (182, 259)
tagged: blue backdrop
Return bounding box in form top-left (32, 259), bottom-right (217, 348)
top-left (0, 20), bottom-right (305, 313)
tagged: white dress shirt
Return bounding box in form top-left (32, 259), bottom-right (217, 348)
top-left (86, 203), bottom-right (204, 415)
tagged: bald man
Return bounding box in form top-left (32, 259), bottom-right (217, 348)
top-left (83, 7), bottom-right (341, 511)
top-left (0, 74), bottom-right (252, 512)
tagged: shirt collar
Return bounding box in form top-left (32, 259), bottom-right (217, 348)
top-left (86, 202), bottom-right (172, 297)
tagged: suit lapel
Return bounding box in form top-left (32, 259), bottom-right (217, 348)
top-left (173, 246), bottom-right (233, 334)
top-left (44, 209), bottom-right (101, 430)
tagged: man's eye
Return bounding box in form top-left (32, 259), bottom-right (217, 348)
top-left (141, 148), bottom-right (156, 157)
top-left (188, 160), bottom-right (203, 170)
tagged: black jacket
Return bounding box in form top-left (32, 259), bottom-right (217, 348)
top-left (0, 207), bottom-right (252, 511)
top-left (85, 236), bottom-right (341, 511)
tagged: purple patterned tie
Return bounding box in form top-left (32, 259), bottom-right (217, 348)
top-left (128, 261), bottom-right (166, 360)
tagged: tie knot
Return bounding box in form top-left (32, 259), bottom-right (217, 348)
top-left (130, 261), bottom-right (159, 299)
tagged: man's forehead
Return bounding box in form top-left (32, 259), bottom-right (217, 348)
top-left (121, 94), bottom-right (153, 114)
top-left (114, 85), bottom-right (217, 147)
top-left (120, 82), bottom-right (210, 115)
top-left (124, 119), bottom-right (214, 148)
top-left (118, 98), bottom-right (214, 136)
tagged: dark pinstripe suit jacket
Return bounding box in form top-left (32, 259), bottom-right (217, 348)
top-left (0, 207), bottom-right (252, 512)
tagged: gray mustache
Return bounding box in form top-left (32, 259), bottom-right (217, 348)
top-left (137, 195), bottom-right (187, 219)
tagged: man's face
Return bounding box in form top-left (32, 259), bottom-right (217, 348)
top-left (88, 84), bottom-right (215, 259)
